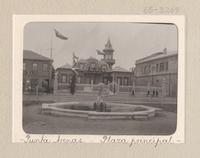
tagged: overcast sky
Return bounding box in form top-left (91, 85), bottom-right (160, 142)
top-left (24, 22), bottom-right (177, 69)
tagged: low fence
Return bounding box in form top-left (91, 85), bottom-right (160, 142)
top-left (57, 83), bottom-right (162, 97)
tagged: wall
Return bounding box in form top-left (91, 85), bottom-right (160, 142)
top-left (134, 55), bottom-right (178, 97)
top-left (23, 59), bottom-right (53, 92)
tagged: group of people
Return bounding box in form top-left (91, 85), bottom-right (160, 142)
top-left (147, 89), bottom-right (159, 97)
top-left (131, 89), bottom-right (159, 97)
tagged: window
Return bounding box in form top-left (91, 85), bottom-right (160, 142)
top-left (91, 63), bottom-right (95, 68)
top-left (102, 66), bottom-right (106, 72)
top-left (159, 63), bottom-right (164, 72)
top-left (69, 76), bottom-right (72, 83)
top-left (43, 64), bottom-right (48, 71)
top-left (144, 66), bottom-right (147, 74)
top-left (149, 65), bottom-right (151, 73)
top-left (91, 63), bottom-right (96, 71)
top-left (62, 75), bottom-right (67, 83)
top-left (165, 62), bottom-right (168, 71)
top-left (124, 77), bottom-right (128, 86)
top-left (103, 78), bottom-right (108, 84)
top-left (32, 63), bottom-right (38, 71)
top-left (23, 63), bottom-right (26, 70)
top-left (30, 79), bottom-right (39, 91)
top-left (90, 79), bottom-right (94, 84)
top-left (144, 65), bottom-right (150, 74)
top-left (106, 55), bottom-right (112, 60)
top-left (156, 64), bottom-right (159, 72)
top-left (117, 77), bottom-right (122, 86)
top-left (141, 66), bottom-right (144, 75)
top-left (151, 65), bottom-right (155, 73)
top-left (42, 79), bottom-right (49, 89)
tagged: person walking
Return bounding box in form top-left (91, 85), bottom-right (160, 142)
top-left (70, 73), bottom-right (76, 95)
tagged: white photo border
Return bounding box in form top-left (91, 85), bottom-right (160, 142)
top-left (12, 15), bottom-right (185, 143)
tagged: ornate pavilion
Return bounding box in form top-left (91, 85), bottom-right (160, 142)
top-left (55, 38), bottom-right (133, 90)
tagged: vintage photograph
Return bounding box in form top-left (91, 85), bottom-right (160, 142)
top-left (22, 21), bottom-right (178, 135)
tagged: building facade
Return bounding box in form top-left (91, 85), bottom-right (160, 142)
top-left (23, 50), bottom-right (54, 93)
top-left (56, 39), bottom-right (133, 93)
top-left (134, 51), bottom-right (178, 97)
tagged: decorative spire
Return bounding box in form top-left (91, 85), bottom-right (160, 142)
top-left (105, 37), bottom-right (112, 49)
top-left (102, 37), bottom-right (115, 69)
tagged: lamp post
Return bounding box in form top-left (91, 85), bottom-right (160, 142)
top-left (53, 71), bottom-right (58, 95)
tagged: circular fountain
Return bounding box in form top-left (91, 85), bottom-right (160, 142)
top-left (42, 83), bottom-right (161, 120)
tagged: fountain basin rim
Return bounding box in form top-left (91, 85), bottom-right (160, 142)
top-left (42, 102), bottom-right (160, 120)
top-left (43, 101), bottom-right (160, 110)
top-left (43, 106), bottom-right (156, 115)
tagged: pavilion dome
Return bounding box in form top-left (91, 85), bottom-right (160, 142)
top-left (75, 57), bottom-right (110, 72)
top-left (87, 56), bottom-right (98, 62)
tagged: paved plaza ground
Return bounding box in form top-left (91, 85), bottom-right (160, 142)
top-left (23, 94), bottom-right (177, 135)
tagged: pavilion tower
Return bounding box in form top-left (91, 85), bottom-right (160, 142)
top-left (101, 38), bottom-right (115, 69)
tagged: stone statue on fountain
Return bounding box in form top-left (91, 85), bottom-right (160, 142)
top-left (93, 83), bottom-right (107, 112)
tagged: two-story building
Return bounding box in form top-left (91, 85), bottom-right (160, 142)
top-left (23, 50), bottom-right (54, 93)
top-left (134, 50), bottom-right (178, 97)
top-left (55, 38), bottom-right (134, 93)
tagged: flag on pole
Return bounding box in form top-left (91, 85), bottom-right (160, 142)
top-left (96, 49), bottom-right (105, 56)
top-left (54, 29), bottom-right (68, 40)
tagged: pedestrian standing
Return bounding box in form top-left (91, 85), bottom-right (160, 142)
top-left (70, 73), bottom-right (76, 95)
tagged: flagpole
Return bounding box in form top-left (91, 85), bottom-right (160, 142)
top-left (50, 29), bottom-right (54, 59)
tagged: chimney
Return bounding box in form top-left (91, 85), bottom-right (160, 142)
top-left (163, 48), bottom-right (167, 54)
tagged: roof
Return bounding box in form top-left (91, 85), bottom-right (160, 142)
top-left (136, 51), bottom-right (177, 64)
top-left (78, 57), bottom-right (98, 63)
top-left (78, 59), bottom-right (87, 63)
top-left (87, 56), bottom-right (98, 62)
top-left (59, 63), bottom-right (72, 69)
top-left (23, 50), bottom-right (52, 61)
top-left (98, 60), bottom-right (108, 65)
top-left (112, 66), bottom-right (130, 72)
